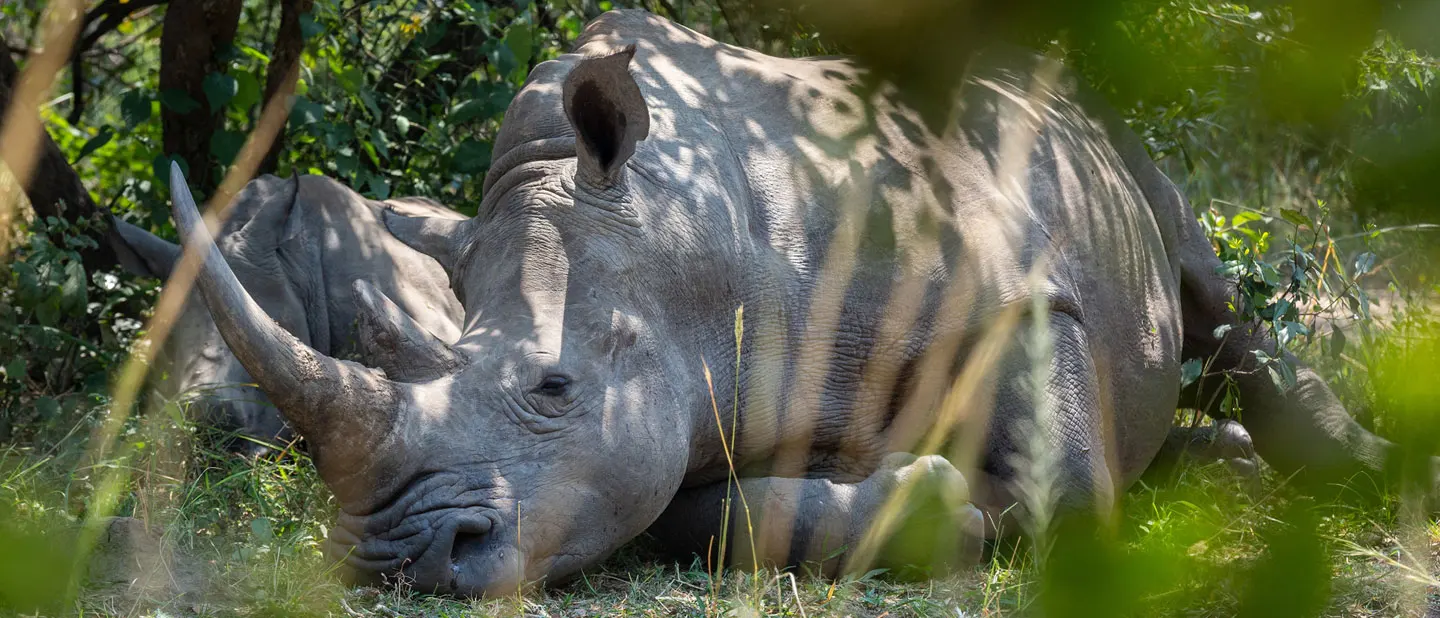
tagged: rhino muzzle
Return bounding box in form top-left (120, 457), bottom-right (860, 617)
top-left (322, 473), bottom-right (541, 596)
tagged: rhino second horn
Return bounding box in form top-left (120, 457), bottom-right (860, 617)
top-left (353, 279), bottom-right (467, 382)
top-left (168, 162), bottom-right (404, 480)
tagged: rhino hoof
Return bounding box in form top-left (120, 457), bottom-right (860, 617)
top-left (863, 453), bottom-right (985, 575)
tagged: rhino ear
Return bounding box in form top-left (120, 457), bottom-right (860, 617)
top-left (238, 173), bottom-right (304, 247)
top-left (563, 44), bottom-right (649, 186)
top-left (353, 279), bottom-right (466, 382)
top-left (384, 209), bottom-right (466, 274)
top-left (111, 218), bottom-right (180, 279)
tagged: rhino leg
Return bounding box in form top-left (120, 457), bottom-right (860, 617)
top-left (648, 454), bottom-right (984, 577)
top-left (1145, 419), bottom-right (1260, 489)
top-left (1170, 200), bottom-right (1437, 493)
top-left (974, 311), bottom-right (1119, 530)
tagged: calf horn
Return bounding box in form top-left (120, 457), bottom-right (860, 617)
top-left (353, 279), bottom-right (467, 383)
top-left (169, 162), bottom-right (403, 481)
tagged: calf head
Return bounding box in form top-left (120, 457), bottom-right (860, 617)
top-left (171, 47), bottom-right (701, 595)
top-left (115, 176), bottom-right (316, 454)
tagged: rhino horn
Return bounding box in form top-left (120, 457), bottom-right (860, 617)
top-left (168, 162), bottom-right (403, 476)
top-left (352, 279), bottom-right (467, 382)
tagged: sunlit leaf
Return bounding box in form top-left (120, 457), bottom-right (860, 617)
top-left (74, 127), bottom-right (114, 162)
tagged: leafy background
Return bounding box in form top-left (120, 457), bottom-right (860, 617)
top-left (1, 0), bottom-right (1438, 616)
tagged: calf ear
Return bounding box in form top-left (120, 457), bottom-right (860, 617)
top-left (111, 218), bottom-right (180, 279)
top-left (384, 209), bottom-right (466, 275)
top-left (563, 44), bottom-right (649, 186)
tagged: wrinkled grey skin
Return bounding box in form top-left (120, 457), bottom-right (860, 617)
top-left (115, 175), bottom-right (464, 453)
top-left (169, 10), bottom-right (1438, 597)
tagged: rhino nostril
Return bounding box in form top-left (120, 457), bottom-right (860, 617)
top-left (448, 515), bottom-right (494, 565)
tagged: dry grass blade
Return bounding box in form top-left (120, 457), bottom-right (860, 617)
top-left (69, 60), bottom-right (302, 598)
top-left (0, 0), bottom-right (83, 262)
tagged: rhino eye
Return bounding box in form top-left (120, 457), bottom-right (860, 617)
top-left (533, 375), bottom-right (570, 397)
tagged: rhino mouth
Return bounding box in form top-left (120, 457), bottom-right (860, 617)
top-left (323, 472), bottom-right (534, 596)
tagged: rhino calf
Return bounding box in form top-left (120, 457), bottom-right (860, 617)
top-left (114, 175), bottom-right (465, 454)
top-left (167, 10), bottom-right (1437, 596)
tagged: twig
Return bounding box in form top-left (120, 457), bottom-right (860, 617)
top-left (68, 0), bottom-right (168, 124)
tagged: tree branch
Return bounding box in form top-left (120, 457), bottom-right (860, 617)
top-left (68, 0), bottom-right (168, 125)
top-left (259, 0), bottom-right (313, 174)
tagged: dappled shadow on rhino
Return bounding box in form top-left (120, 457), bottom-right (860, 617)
top-left (112, 174), bottom-right (467, 456)
top-left (167, 9), bottom-right (1437, 597)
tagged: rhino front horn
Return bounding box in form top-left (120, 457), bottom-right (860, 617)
top-left (168, 162), bottom-right (405, 482)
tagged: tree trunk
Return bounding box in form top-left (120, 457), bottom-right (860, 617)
top-left (258, 0), bottom-right (312, 174)
top-left (158, 0), bottom-right (243, 196)
top-left (0, 44), bottom-right (122, 272)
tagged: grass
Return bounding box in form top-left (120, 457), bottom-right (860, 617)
top-left (1, 405), bottom-right (1435, 617)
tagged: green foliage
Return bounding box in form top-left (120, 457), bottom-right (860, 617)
top-left (0, 215), bottom-right (151, 444)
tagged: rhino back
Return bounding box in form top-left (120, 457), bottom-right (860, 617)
top-left (492, 12), bottom-right (1182, 480)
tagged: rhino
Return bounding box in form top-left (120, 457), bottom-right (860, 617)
top-left (165, 10), bottom-right (1436, 596)
top-left (113, 175), bottom-right (465, 453)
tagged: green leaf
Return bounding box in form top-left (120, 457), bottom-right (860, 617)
top-left (366, 174), bottom-right (391, 200)
top-left (1328, 327), bottom-right (1347, 360)
top-left (451, 138), bottom-right (492, 174)
top-left (1230, 211), bottom-right (1263, 227)
top-left (1279, 208), bottom-right (1312, 227)
top-left (1212, 323), bottom-right (1234, 340)
top-left (120, 89), bottom-right (152, 129)
top-left (202, 72), bottom-right (239, 112)
top-left (159, 89), bottom-right (201, 114)
top-left (210, 129), bottom-right (246, 166)
top-left (335, 150), bottom-right (357, 178)
top-left (250, 517), bottom-right (275, 542)
top-left (2, 359), bottom-right (25, 383)
top-left (370, 127), bottom-right (390, 159)
top-left (492, 43), bottom-right (518, 78)
top-left (1353, 252), bottom-right (1376, 275)
top-left (60, 261), bottom-right (87, 313)
top-left (75, 127), bottom-right (114, 162)
top-left (34, 397), bottom-right (59, 420)
top-left (1179, 358), bottom-right (1203, 388)
top-left (358, 89), bottom-right (382, 120)
top-left (335, 65), bottom-right (364, 95)
top-left (232, 71), bottom-right (262, 112)
top-left (504, 23), bottom-right (534, 69)
top-left (288, 96), bottom-right (324, 126)
top-left (450, 98), bottom-right (490, 125)
top-left (298, 12), bottom-right (322, 39)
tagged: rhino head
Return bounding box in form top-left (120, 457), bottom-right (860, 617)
top-left (171, 47), bottom-right (705, 595)
top-left (114, 176), bottom-right (315, 454)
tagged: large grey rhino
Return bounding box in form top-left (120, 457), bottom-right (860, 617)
top-left (114, 175), bottom-right (465, 453)
top-left (167, 10), bottom-right (1435, 596)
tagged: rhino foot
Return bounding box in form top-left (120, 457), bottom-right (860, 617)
top-left (1148, 419), bottom-right (1261, 492)
top-left (854, 453), bottom-right (986, 577)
